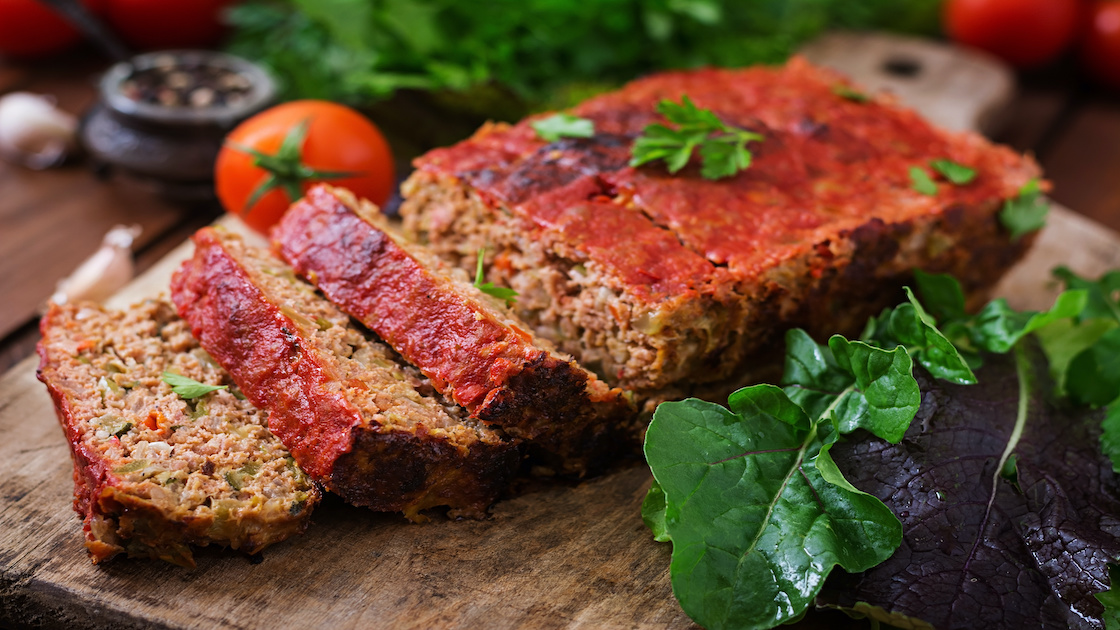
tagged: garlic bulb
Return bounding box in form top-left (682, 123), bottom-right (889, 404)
top-left (49, 225), bottom-right (142, 306)
top-left (0, 92), bottom-right (77, 169)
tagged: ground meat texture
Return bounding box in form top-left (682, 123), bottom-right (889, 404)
top-left (273, 185), bottom-right (639, 476)
top-left (171, 227), bottom-right (519, 519)
top-left (400, 58), bottom-right (1039, 397)
top-left (36, 300), bottom-right (319, 567)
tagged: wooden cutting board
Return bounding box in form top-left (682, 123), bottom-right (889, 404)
top-left (3, 33), bottom-right (1120, 629)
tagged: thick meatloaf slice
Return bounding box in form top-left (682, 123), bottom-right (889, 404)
top-left (37, 300), bottom-right (318, 567)
top-left (171, 227), bottom-right (518, 519)
top-left (273, 185), bottom-right (637, 475)
top-left (400, 57), bottom-right (1040, 395)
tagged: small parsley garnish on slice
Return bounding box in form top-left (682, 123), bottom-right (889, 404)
top-left (630, 95), bottom-right (763, 180)
top-left (833, 84), bottom-right (871, 103)
top-left (1000, 178), bottom-right (1048, 240)
top-left (909, 166), bottom-right (938, 196)
top-left (473, 248), bottom-right (518, 305)
top-left (930, 159), bottom-right (977, 185)
top-left (162, 372), bottom-right (228, 399)
top-left (531, 113), bottom-right (594, 142)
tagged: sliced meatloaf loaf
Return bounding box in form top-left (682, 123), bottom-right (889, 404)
top-left (37, 300), bottom-right (318, 567)
top-left (273, 185), bottom-right (637, 475)
top-left (400, 57), bottom-right (1041, 395)
top-left (171, 227), bottom-right (519, 519)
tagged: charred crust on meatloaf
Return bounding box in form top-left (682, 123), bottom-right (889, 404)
top-left (171, 227), bottom-right (519, 519)
top-left (37, 300), bottom-right (318, 566)
top-left (274, 186), bottom-right (637, 476)
top-left (400, 59), bottom-right (1043, 397)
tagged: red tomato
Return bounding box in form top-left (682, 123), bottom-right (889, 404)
top-left (215, 100), bottom-right (395, 234)
top-left (944, 0), bottom-right (1081, 68)
top-left (1081, 2), bottom-right (1120, 88)
top-left (0, 0), bottom-right (96, 57)
top-left (103, 0), bottom-right (232, 50)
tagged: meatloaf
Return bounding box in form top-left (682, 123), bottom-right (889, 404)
top-left (400, 57), bottom-right (1041, 395)
top-left (37, 300), bottom-right (318, 567)
top-left (171, 227), bottom-right (519, 519)
top-left (273, 185), bottom-right (637, 475)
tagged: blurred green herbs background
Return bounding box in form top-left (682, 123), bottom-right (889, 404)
top-left (226, 0), bottom-right (942, 116)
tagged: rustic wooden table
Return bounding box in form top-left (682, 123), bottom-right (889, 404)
top-left (1, 41), bottom-right (1120, 630)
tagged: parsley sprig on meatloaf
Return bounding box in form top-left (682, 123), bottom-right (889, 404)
top-left (630, 96), bottom-right (763, 180)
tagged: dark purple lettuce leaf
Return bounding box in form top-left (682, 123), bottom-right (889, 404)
top-left (818, 346), bottom-right (1120, 629)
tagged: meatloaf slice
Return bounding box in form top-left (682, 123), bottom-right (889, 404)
top-left (37, 300), bottom-right (318, 567)
top-left (171, 227), bottom-right (518, 519)
top-left (273, 185), bottom-right (637, 475)
top-left (400, 57), bottom-right (1040, 395)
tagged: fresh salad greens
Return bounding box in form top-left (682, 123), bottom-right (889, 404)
top-left (630, 96), bottom-right (763, 180)
top-left (644, 268), bottom-right (1120, 629)
top-left (225, 0), bottom-right (942, 110)
top-left (1040, 267), bottom-right (1120, 472)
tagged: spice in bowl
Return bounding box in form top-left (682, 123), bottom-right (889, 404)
top-left (118, 54), bottom-right (255, 110)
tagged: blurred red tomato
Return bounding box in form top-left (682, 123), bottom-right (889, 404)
top-left (0, 0), bottom-right (101, 58)
top-left (1081, 2), bottom-right (1120, 88)
top-left (104, 0), bottom-right (232, 50)
top-left (944, 0), bottom-right (1081, 68)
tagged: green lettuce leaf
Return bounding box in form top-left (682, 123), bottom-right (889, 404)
top-left (968, 290), bottom-right (1088, 354)
top-left (781, 329), bottom-right (921, 442)
top-left (819, 345), bottom-right (1120, 629)
top-left (891, 288), bottom-right (976, 384)
top-left (826, 336), bottom-right (921, 442)
top-left (644, 386), bottom-right (901, 630)
top-left (1035, 317), bottom-right (1119, 395)
top-left (1098, 564), bottom-right (1120, 630)
top-left (1104, 400), bottom-right (1120, 475)
top-left (1067, 328), bottom-right (1120, 407)
top-left (913, 269), bottom-right (967, 322)
top-left (641, 480), bottom-right (670, 543)
top-left (1053, 266), bottom-right (1120, 323)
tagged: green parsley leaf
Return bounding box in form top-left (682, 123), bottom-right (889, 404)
top-left (832, 84), bottom-right (870, 103)
top-left (473, 248), bottom-right (518, 305)
top-left (530, 112), bottom-right (594, 142)
top-left (930, 159), bottom-right (977, 185)
top-left (909, 166), bottom-right (937, 195)
top-left (999, 178), bottom-right (1048, 240)
top-left (630, 95), bottom-right (763, 180)
top-left (645, 383), bottom-right (903, 630)
top-left (162, 372), bottom-right (228, 399)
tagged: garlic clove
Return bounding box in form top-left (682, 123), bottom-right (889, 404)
top-left (0, 92), bottom-right (78, 170)
top-left (49, 225), bottom-right (142, 306)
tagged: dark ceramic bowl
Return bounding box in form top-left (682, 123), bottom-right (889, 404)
top-left (80, 50), bottom-right (276, 199)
